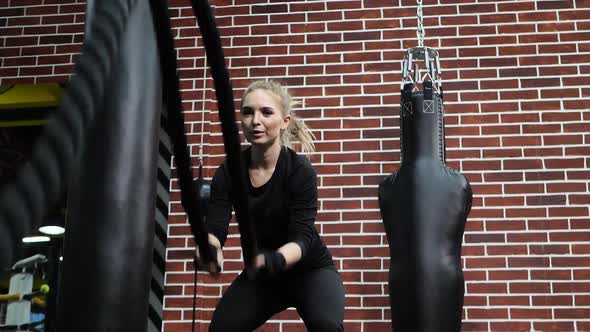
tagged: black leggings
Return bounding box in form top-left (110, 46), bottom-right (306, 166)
top-left (209, 267), bottom-right (345, 332)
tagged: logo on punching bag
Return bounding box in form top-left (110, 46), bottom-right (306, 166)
top-left (402, 101), bottom-right (413, 117)
top-left (423, 100), bottom-right (434, 114)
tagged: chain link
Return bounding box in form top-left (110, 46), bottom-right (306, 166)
top-left (416, 0), bottom-right (425, 47)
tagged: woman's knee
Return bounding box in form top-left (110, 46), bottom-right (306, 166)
top-left (208, 317), bottom-right (236, 332)
top-left (304, 316), bottom-right (344, 332)
top-left (209, 311), bottom-right (252, 332)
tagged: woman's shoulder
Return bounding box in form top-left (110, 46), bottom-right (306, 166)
top-left (217, 146), bottom-right (251, 170)
top-left (283, 147), bottom-right (315, 176)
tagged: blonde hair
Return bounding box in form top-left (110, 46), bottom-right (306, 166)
top-left (240, 79), bottom-right (315, 153)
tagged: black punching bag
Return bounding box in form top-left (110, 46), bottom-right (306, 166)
top-left (56, 1), bottom-right (160, 331)
top-left (378, 81), bottom-right (472, 332)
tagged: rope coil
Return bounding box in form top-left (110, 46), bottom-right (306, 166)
top-left (0, 0), bottom-right (139, 269)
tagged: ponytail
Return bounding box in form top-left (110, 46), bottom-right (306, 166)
top-left (282, 114), bottom-right (315, 153)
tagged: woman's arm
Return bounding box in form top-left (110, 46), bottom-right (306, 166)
top-left (256, 157), bottom-right (318, 272)
top-left (277, 242), bottom-right (302, 268)
top-left (255, 241), bottom-right (302, 270)
top-left (205, 163), bottom-right (233, 247)
top-left (285, 158), bottom-right (318, 261)
top-left (197, 164), bottom-right (232, 273)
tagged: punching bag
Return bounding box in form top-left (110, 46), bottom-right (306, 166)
top-left (56, 1), bottom-right (161, 331)
top-left (378, 80), bottom-right (472, 331)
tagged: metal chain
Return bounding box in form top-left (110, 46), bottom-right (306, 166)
top-left (417, 0), bottom-right (425, 47)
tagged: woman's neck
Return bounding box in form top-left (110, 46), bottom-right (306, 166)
top-left (249, 143), bottom-right (282, 170)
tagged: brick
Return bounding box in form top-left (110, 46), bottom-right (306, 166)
top-left (562, 54), bottom-right (590, 64)
top-left (508, 258), bottom-right (550, 268)
top-left (463, 244), bottom-right (485, 255)
top-left (507, 232), bottom-right (549, 243)
top-left (549, 207), bottom-right (589, 217)
top-left (570, 194), bottom-right (590, 205)
top-left (528, 219), bottom-right (570, 231)
top-left (0, 7), bottom-right (24, 16)
top-left (499, 23), bottom-right (536, 35)
top-left (576, 294), bottom-right (590, 306)
top-left (461, 160), bottom-right (500, 172)
top-left (345, 8), bottom-right (381, 20)
top-left (289, 1), bottom-right (325, 12)
top-left (503, 159), bottom-right (543, 171)
top-left (510, 308), bottom-right (552, 319)
top-left (308, 11), bottom-right (342, 22)
top-left (499, 67), bottom-right (537, 77)
top-left (573, 245), bottom-right (590, 255)
top-left (481, 79), bottom-right (520, 90)
top-left (480, 58), bottom-right (518, 68)
top-left (465, 233), bottom-right (506, 244)
top-left (461, 321), bottom-right (489, 331)
top-left (545, 158), bottom-right (585, 169)
top-left (489, 295), bottom-right (530, 306)
top-left (510, 281), bottom-right (552, 293)
top-left (521, 124), bottom-right (560, 134)
top-left (503, 135), bottom-right (543, 147)
top-left (4, 56), bottom-right (36, 66)
top-left (521, 100), bottom-right (561, 111)
top-left (560, 9), bottom-right (590, 19)
top-left (554, 282), bottom-right (590, 293)
top-left (532, 295), bottom-right (574, 308)
top-left (567, 171), bottom-right (590, 181)
top-left (553, 257), bottom-right (590, 267)
top-left (482, 172), bottom-right (522, 183)
top-left (483, 149), bottom-right (522, 159)
top-left (466, 282), bottom-right (508, 294)
top-left (527, 195), bottom-right (566, 206)
top-left (484, 196), bottom-right (524, 207)
top-left (459, 3), bottom-right (495, 13)
top-left (530, 244), bottom-right (570, 255)
top-left (490, 322), bottom-right (533, 332)
top-left (498, 1), bottom-right (535, 11)
top-left (555, 308), bottom-right (590, 319)
top-left (489, 270), bottom-right (528, 280)
top-left (327, 1), bottom-right (361, 10)
top-left (251, 4), bottom-right (287, 14)
top-left (467, 308), bottom-right (508, 319)
top-left (534, 322), bottom-right (576, 332)
top-left (470, 184), bottom-right (503, 195)
top-left (498, 46), bottom-right (535, 58)
top-left (24, 5), bottom-right (58, 15)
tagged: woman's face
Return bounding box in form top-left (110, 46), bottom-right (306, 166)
top-left (241, 89), bottom-right (290, 147)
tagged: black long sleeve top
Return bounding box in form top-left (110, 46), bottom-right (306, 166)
top-left (206, 147), bottom-right (335, 272)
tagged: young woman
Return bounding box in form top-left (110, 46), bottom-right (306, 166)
top-left (201, 80), bottom-right (345, 331)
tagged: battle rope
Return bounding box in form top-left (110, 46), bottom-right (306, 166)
top-left (1, 4), bottom-right (256, 332)
top-left (189, 0), bottom-right (257, 273)
top-left (148, 0), bottom-right (215, 269)
top-left (0, 0), bottom-right (139, 269)
top-left (150, 1), bottom-right (256, 329)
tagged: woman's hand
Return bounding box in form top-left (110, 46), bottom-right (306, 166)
top-left (249, 243), bottom-right (302, 279)
top-left (195, 234), bottom-right (223, 275)
top-left (253, 250), bottom-right (286, 278)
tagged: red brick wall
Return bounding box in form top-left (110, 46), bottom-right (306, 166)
top-left (2, 1), bottom-right (590, 331)
top-left (0, 0), bottom-right (85, 85)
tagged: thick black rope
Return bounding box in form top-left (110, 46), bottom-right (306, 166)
top-left (148, 0), bottom-right (215, 269)
top-left (190, 0), bottom-right (257, 273)
top-left (0, 3), bottom-right (254, 319)
top-left (0, 0), bottom-right (139, 269)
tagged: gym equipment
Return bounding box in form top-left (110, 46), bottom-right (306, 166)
top-left (0, 255), bottom-right (49, 331)
top-left (0, 0), bottom-right (254, 330)
top-left (378, 1), bottom-right (473, 331)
